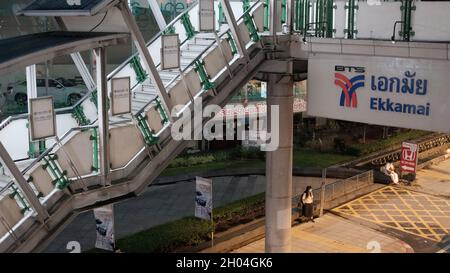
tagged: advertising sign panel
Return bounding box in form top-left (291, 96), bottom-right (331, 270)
top-left (94, 204), bottom-right (115, 251)
top-left (195, 176), bottom-right (212, 221)
top-left (161, 34), bottom-right (180, 70)
top-left (199, 0), bottom-right (215, 32)
top-left (29, 96), bottom-right (56, 141)
top-left (111, 77), bottom-right (131, 115)
top-left (400, 142), bottom-right (419, 173)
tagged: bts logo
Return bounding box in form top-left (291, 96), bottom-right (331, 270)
top-left (334, 65), bottom-right (365, 108)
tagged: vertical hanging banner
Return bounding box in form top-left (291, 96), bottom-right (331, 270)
top-left (94, 204), bottom-right (115, 251)
top-left (400, 142), bottom-right (419, 174)
top-left (195, 177), bottom-right (213, 221)
top-left (29, 96), bottom-right (56, 141)
top-left (111, 77), bottom-right (131, 115)
top-left (161, 34), bottom-right (180, 70)
top-left (199, 0), bottom-right (215, 32)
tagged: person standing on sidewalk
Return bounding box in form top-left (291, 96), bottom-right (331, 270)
top-left (301, 186), bottom-right (315, 223)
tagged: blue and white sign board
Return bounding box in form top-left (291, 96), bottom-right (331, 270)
top-left (307, 53), bottom-right (450, 133)
top-left (195, 176), bottom-right (212, 221)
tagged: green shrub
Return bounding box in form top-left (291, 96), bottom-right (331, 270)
top-left (347, 130), bottom-right (430, 156)
top-left (344, 147), bottom-right (361, 156)
top-left (168, 154), bottom-right (215, 168)
top-left (230, 146), bottom-right (265, 160)
top-left (116, 217), bottom-right (211, 253)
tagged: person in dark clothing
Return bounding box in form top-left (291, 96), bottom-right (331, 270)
top-left (301, 186), bottom-right (315, 223)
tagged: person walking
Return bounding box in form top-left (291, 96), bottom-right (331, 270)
top-left (301, 186), bottom-right (315, 223)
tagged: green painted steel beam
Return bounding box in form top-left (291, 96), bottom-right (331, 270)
top-left (218, 2), bottom-right (227, 26)
top-left (129, 56), bottom-right (148, 84)
top-left (226, 31), bottom-right (238, 55)
top-left (243, 12), bottom-right (260, 42)
top-left (264, 0), bottom-right (269, 31)
top-left (194, 60), bottom-right (215, 91)
top-left (400, 0), bottom-right (415, 41)
top-left (181, 13), bottom-right (196, 40)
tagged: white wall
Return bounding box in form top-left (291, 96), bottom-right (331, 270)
top-left (413, 2), bottom-right (450, 41)
top-left (332, 1), bottom-right (450, 42)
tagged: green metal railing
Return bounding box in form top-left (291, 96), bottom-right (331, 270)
top-left (163, 25), bottom-right (176, 35)
top-left (314, 0), bottom-right (335, 38)
top-left (181, 13), bottom-right (196, 40)
top-left (345, 0), bottom-right (357, 39)
top-left (72, 104), bottom-right (90, 126)
top-left (218, 2), bottom-right (227, 25)
top-left (226, 31), bottom-right (238, 55)
top-left (130, 56), bottom-right (148, 84)
top-left (27, 133), bottom-right (46, 158)
top-left (135, 113), bottom-right (159, 146)
top-left (295, 0), bottom-right (311, 33)
top-left (281, 0), bottom-right (287, 24)
top-left (264, 0), bottom-right (269, 31)
top-left (194, 60), bottom-right (215, 91)
top-left (243, 0), bottom-right (251, 13)
top-left (42, 155), bottom-right (70, 190)
top-left (400, 0), bottom-right (415, 41)
top-left (155, 98), bottom-right (169, 125)
top-left (9, 185), bottom-right (30, 213)
top-left (243, 11), bottom-right (260, 42)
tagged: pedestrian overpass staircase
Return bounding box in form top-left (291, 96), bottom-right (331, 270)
top-left (1, 0), bottom-right (450, 252)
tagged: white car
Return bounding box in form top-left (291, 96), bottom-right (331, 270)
top-left (6, 78), bottom-right (87, 106)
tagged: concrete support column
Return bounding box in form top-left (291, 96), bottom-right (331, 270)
top-left (95, 47), bottom-right (110, 186)
top-left (265, 73), bottom-right (293, 253)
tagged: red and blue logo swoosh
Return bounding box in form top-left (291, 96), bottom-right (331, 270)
top-left (334, 73), bottom-right (365, 108)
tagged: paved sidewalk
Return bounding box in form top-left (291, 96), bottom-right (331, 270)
top-left (233, 214), bottom-right (413, 253)
top-left (412, 158), bottom-right (450, 197)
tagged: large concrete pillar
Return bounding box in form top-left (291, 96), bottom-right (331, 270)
top-left (265, 74), bottom-right (293, 253)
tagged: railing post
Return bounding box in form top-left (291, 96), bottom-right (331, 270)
top-left (286, 0), bottom-right (294, 34)
top-left (400, 0), bottom-right (415, 41)
top-left (319, 168), bottom-right (326, 217)
top-left (118, 1), bottom-right (173, 120)
top-left (95, 47), bottom-right (111, 187)
top-left (0, 142), bottom-right (49, 223)
top-left (220, 0), bottom-right (250, 62)
top-left (269, 0), bottom-right (278, 40)
top-left (345, 0), bottom-right (357, 39)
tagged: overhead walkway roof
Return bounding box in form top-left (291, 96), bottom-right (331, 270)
top-left (17, 0), bottom-right (119, 16)
top-left (0, 31), bottom-right (129, 75)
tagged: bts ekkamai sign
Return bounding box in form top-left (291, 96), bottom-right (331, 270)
top-left (307, 54), bottom-right (450, 132)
